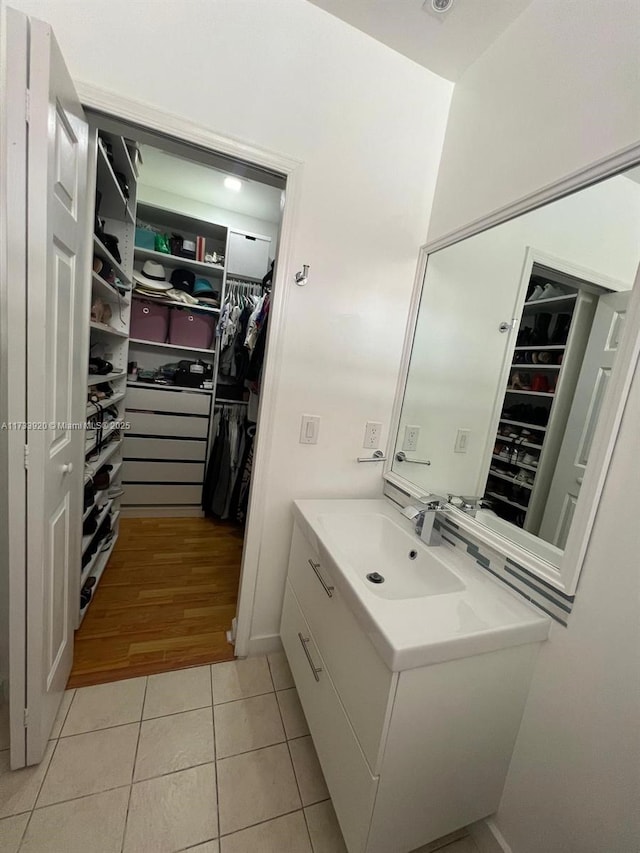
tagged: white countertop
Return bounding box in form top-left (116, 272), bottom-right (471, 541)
top-left (292, 498), bottom-right (550, 671)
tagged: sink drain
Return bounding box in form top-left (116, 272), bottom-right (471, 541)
top-left (408, 550), bottom-right (418, 560)
top-left (366, 572), bottom-right (385, 584)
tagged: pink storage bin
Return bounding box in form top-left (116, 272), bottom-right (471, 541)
top-left (169, 309), bottom-right (215, 349)
top-left (130, 301), bottom-right (169, 342)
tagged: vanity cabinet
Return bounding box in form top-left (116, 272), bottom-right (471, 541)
top-left (281, 522), bottom-right (542, 853)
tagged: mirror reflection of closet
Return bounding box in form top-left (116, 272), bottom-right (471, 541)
top-left (390, 164), bottom-right (640, 565)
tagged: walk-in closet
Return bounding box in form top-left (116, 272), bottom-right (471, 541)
top-left (74, 117), bottom-right (284, 686)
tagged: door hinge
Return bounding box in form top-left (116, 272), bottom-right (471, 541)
top-left (25, 88), bottom-right (30, 124)
top-left (23, 708), bottom-right (29, 728)
top-left (23, 444), bottom-right (29, 470)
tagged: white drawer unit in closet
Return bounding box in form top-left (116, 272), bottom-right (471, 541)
top-left (123, 435), bottom-right (207, 462)
top-left (122, 384), bottom-right (212, 512)
top-left (126, 384), bottom-right (211, 416)
top-left (227, 230), bottom-right (271, 280)
top-left (281, 519), bottom-right (544, 853)
top-left (123, 484), bottom-right (204, 505)
top-left (126, 411), bottom-right (209, 439)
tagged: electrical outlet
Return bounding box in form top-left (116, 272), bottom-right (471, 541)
top-left (300, 414), bottom-right (320, 445)
top-left (403, 425), bottom-right (420, 452)
top-left (454, 428), bottom-right (470, 453)
top-left (363, 421), bottom-right (382, 449)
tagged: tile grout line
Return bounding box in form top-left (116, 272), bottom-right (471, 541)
top-left (120, 675), bottom-right (148, 853)
top-left (269, 656), bottom-right (312, 848)
top-left (210, 664), bottom-right (221, 843)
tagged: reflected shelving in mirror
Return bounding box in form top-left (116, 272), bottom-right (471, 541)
top-left (386, 159), bottom-right (640, 595)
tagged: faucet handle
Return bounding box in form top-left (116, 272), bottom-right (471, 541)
top-left (424, 493), bottom-right (448, 509)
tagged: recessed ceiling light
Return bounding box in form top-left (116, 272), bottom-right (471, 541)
top-left (224, 177), bottom-right (242, 191)
top-left (423, 0), bottom-right (454, 12)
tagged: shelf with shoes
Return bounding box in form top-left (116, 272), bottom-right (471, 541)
top-left (78, 123), bottom-right (139, 625)
top-left (488, 468), bottom-right (534, 490)
top-left (485, 490), bottom-right (530, 513)
top-left (491, 454), bottom-right (538, 473)
top-left (505, 388), bottom-right (555, 397)
top-left (485, 271), bottom-right (598, 534)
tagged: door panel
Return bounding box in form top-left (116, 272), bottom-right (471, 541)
top-left (539, 291), bottom-right (629, 547)
top-left (26, 18), bottom-right (89, 764)
top-left (1, 6), bottom-right (29, 770)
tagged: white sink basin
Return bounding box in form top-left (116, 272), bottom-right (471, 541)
top-left (317, 512), bottom-right (465, 599)
top-left (293, 499), bottom-right (550, 671)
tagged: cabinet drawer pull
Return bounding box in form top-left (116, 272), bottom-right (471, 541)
top-left (298, 632), bottom-right (322, 682)
top-left (308, 558), bottom-right (334, 597)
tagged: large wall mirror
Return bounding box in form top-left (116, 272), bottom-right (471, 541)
top-left (386, 163), bottom-right (640, 591)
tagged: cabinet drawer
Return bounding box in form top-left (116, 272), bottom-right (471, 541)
top-left (124, 435), bottom-right (207, 461)
top-left (281, 584), bottom-right (377, 853)
top-left (127, 411), bottom-right (209, 439)
top-left (127, 385), bottom-right (211, 416)
top-left (122, 484), bottom-right (202, 506)
top-left (288, 524), bottom-right (394, 772)
top-left (227, 231), bottom-right (271, 279)
top-left (123, 460), bottom-right (205, 484)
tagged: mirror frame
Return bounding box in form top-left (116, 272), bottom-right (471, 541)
top-left (385, 143), bottom-right (640, 596)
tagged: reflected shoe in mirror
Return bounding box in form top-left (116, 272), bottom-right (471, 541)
top-left (510, 372), bottom-right (531, 390)
top-left (514, 469), bottom-right (534, 486)
top-left (519, 452), bottom-right (538, 467)
top-left (531, 374), bottom-right (550, 392)
top-left (527, 284), bottom-right (545, 301)
top-left (550, 313), bottom-right (571, 344)
top-left (530, 312), bottom-right (552, 345)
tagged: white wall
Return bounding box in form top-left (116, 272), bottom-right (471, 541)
top-left (428, 2), bottom-right (640, 851)
top-left (5, 0), bottom-right (453, 643)
top-left (428, 0), bottom-right (640, 243)
top-left (137, 185), bottom-right (280, 252)
top-left (398, 175), bottom-right (640, 498)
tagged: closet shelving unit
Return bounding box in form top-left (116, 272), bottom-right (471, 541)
top-left (485, 275), bottom-right (597, 534)
top-left (123, 203), bottom-right (228, 515)
top-left (79, 126), bottom-right (138, 625)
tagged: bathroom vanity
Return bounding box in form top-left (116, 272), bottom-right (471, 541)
top-left (280, 498), bottom-right (549, 853)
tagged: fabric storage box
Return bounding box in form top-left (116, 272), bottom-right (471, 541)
top-left (134, 227), bottom-right (156, 250)
top-left (169, 309), bottom-right (215, 349)
top-left (130, 301), bottom-right (170, 342)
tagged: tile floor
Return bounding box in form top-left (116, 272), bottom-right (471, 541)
top-left (0, 655), bottom-right (480, 853)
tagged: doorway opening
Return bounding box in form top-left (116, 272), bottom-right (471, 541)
top-left (69, 113), bottom-right (286, 687)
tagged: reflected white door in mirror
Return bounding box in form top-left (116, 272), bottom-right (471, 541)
top-left (385, 155), bottom-right (640, 600)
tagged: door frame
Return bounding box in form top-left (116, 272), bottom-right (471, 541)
top-left (76, 82), bottom-right (303, 658)
top-left (0, 4), bottom-right (28, 769)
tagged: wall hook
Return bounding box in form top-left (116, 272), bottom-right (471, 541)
top-left (295, 264), bottom-right (310, 286)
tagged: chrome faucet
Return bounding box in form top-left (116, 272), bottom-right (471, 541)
top-left (400, 495), bottom-right (449, 546)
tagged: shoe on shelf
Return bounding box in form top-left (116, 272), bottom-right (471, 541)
top-left (520, 452), bottom-right (538, 467)
top-left (530, 312), bottom-right (552, 346)
top-left (108, 485), bottom-right (125, 498)
top-left (550, 313), bottom-right (572, 345)
top-left (531, 374), bottom-right (550, 393)
top-left (527, 284), bottom-right (545, 302)
top-left (539, 282), bottom-right (569, 300)
top-left (510, 372), bottom-right (532, 390)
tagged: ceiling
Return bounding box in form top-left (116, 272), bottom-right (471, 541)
top-left (307, 0), bottom-right (534, 81)
top-left (138, 146), bottom-right (284, 224)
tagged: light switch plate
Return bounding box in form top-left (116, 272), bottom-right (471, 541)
top-left (300, 414), bottom-right (320, 445)
top-left (454, 428), bottom-right (470, 453)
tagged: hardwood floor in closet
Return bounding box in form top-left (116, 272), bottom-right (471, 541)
top-left (68, 517), bottom-right (242, 688)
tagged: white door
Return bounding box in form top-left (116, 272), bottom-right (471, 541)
top-left (25, 18), bottom-right (89, 764)
top-left (539, 290), bottom-right (630, 548)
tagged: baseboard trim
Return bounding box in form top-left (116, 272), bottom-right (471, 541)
top-left (468, 819), bottom-right (513, 853)
top-left (245, 634), bottom-right (283, 657)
